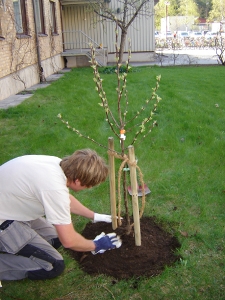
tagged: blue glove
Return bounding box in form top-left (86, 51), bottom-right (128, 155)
top-left (92, 232), bottom-right (122, 255)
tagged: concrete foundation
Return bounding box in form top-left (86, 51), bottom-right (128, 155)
top-left (107, 52), bottom-right (156, 65)
top-left (65, 55), bottom-right (91, 68)
top-left (0, 55), bottom-right (64, 102)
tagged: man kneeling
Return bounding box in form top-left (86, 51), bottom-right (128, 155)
top-left (0, 149), bottom-right (121, 281)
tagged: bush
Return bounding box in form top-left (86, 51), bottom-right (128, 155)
top-left (99, 65), bottom-right (139, 74)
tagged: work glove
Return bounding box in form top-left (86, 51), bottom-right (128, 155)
top-left (93, 213), bottom-right (123, 223)
top-left (92, 232), bottom-right (122, 255)
top-left (93, 213), bottom-right (112, 223)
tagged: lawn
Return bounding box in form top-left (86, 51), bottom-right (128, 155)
top-left (0, 64), bottom-right (224, 300)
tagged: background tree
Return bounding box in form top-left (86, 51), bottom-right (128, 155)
top-left (195, 0), bottom-right (212, 18)
top-left (177, 0), bottom-right (199, 17)
top-left (88, 0), bottom-right (154, 63)
top-left (155, 0), bottom-right (200, 30)
top-left (154, 0), bottom-right (179, 29)
top-left (207, 0), bottom-right (225, 21)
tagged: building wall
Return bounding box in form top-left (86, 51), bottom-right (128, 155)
top-left (106, 0), bottom-right (155, 53)
top-left (62, 5), bottom-right (103, 50)
top-left (0, 0), bottom-right (64, 102)
top-left (61, 0), bottom-right (155, 62)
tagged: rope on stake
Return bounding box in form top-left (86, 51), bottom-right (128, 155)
top-left (107, 151), bottom-right (146, 227)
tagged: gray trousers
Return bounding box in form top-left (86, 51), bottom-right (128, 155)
top-left (0, 217), bottom-right (65, 281)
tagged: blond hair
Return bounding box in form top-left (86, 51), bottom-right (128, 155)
top-left (60, 149), bottom-right (108, 187)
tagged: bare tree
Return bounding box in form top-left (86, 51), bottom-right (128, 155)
top-left (89, 0), bottom-right (155, 63)
top-left (215, 34), bottom-right (225, 65)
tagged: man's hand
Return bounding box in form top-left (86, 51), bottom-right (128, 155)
top-left (93, 213), bottom-right (112, 223)
top-left (93, 213), bottom-right (123, 223)
top-left (92, 232), bottom-right (122, 255)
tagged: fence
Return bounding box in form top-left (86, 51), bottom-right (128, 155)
top-left (155, 36), bottom-right (225, 50)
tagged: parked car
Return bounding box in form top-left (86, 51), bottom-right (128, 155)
top-left (161, 31), bottom-right (173, 38)
top-left (177, 31), bottom-right (189, 39)
top-left (189, 32), bottom-right (203, 38)
top-left (205, 32), bottom-right (218, 39)
top-left (202, 30), bottom-right (209, 36)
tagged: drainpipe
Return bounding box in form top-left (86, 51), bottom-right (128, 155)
top-left (100, 7), bottom-right (106, 66)
top-left (59, 3), bottom-right (65, 51)
top-left (32, 0), bottom-right (45, 83)
top-left (59, 3), bottom-right (67, 68)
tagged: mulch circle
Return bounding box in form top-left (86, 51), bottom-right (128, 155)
top-left (71, 216), bottom-right (181, 280)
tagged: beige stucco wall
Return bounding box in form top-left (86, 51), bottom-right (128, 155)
top-left (0, 54), bottom-right (64, 101)
top-left (0, 0), bottom-right (64, 102)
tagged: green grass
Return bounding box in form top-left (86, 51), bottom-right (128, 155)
top-left (0, 65), bottom-right (225, 300)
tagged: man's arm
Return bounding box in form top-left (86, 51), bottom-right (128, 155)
top-left (69, 194), bottom-right (94, 220)
top-left (55, 223), bottom-right (122, 254)
top-left (69, 194), bottom-right (114, 223)
top-left (55, 223), bottom-right (95, 252)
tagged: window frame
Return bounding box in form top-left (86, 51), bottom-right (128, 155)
top-left (13, 0), bottom-right (29, 36)
top-left (33, 0), bottom-right (46, 35)
top-left (50, 1), bottom-right (57, 35)
top-left (0, 8), bottom-right (4, 40)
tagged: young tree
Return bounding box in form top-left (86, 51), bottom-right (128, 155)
top-left (88, 0), bottom-right (155, 63)
top-left (58, 24), bottom-right (162, 239)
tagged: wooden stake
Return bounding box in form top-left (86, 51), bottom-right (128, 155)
top-left (128, 145), bottom-right (141, 246)
top-left (108, 137), bottom-right (117, 230)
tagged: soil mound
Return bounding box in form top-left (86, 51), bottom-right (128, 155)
top-left (71, 217), bottom-right (181, 280)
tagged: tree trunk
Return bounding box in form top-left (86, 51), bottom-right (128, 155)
top-left (118, 30), bottom-right (127, 64)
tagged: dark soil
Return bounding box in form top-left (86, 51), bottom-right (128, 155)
top-left (71, 217), bottom-right (181, 280)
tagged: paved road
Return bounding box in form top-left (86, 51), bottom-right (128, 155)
top-left (0, 72), bottom-right (69, 110)
top-left (131, 49), bottom-right (219, 66)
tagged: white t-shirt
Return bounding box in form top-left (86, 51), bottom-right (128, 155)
top-left (0, 155), bottom-right (71, 225)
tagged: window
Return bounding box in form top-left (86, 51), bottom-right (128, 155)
top-left (0, 25), bottom-right (4, 40)
top-left (50, 1), bottom-right (57, 34)
top-left (0, 8), bottom-right (4, 40)
top-left (13, 0), bottom-right (28, 35)
top-left (33, 0), bottom-right (45, 34)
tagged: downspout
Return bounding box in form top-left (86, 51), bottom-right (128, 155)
top-left (59, 2), bottom-right (67, 68)
top-left (59, 2), bottom-right (65, 51)
top-left (100, 7), bottom-right (106, 65)
top-left (32, 0), bottom-right (45, 83)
